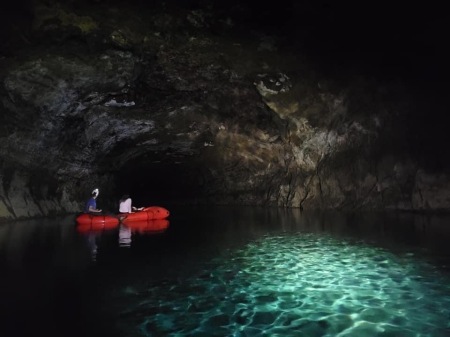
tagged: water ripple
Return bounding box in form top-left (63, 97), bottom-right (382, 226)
top-left (112, 233), bottom-right (450, 336)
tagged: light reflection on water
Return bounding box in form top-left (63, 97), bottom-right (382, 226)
top-left (119, 224), bottom-right (132, 248)
top-left (108, 233), bottom-right (450, 337)
top-left (1, 208), bottom-right (450, 337)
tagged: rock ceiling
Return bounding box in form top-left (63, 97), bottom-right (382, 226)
top-left (0, 0), bottom-right (449, 220)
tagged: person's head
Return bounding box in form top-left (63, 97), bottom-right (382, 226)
top-left (120, 194), bottom-right (130, 202)
top-left (92, 188), bottom-right (99, 199)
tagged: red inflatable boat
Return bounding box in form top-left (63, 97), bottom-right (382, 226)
top-left (123, 219), bottom-right (170, 233)
top-left (119, 206), bottom-right (170, 222)
top-left (76, 213), bottom-right (119, 227)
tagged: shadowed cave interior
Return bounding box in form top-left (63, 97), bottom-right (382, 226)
top-left (115, 159), bottom-right (206, 206)
top-left (0, 0), bottom-right (449, 220)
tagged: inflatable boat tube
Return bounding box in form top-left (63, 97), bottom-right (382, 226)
top-left (119, 206), bottom-right (170, 222)
top-left (76, 213), bottom-right (119, 227)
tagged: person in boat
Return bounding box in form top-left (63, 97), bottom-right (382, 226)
top-left (85, 188), bottom-right (102, 214)
top-left (119, 194), bottom-right (144, 214)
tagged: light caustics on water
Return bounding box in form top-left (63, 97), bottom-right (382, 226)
top-left (111, 233), bottom-right (450, 337)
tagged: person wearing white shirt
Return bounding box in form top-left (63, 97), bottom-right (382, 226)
top-left (119, 194), bottom-right (144, 213)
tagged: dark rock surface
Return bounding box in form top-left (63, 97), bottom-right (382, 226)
top-left (0, 0), bottom-right (449, 220)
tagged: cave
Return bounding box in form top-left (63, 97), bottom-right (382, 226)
top-left (0, 0), bottom-right (449, 221)
top-left (114, 154), bottom-right (207, 206)
top-left (2, 2), bottom-right (450, 337)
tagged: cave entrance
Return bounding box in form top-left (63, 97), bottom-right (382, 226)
top-left (115, 161), bottom-right (207, 207)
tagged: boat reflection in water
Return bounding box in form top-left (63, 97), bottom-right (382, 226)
top-left (119, 219), bottom-right (170, 248)
top-left (122, 219), bottom-right (170, 234)
top-left (119, 224), bottom-right (132, 248)
top-left (76, 221), bottom-right (119, 261)
top-left (76, 219), bottom-right (170, 257)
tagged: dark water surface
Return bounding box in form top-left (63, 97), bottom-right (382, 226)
top-left (1, 206), bottom-right (450, 337)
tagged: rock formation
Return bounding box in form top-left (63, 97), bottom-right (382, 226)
top-left (0, 0), bottom-right (448, 220)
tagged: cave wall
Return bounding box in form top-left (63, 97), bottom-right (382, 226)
top-left (0, 165), bottom-right (79, 219)
top-left (0, 0), bottom-right (449, 221)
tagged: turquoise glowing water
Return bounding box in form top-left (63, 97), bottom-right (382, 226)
top-left (108, 234), bottom-right (450, 337)
top-left (1, 208), bottom-right (450, 337)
